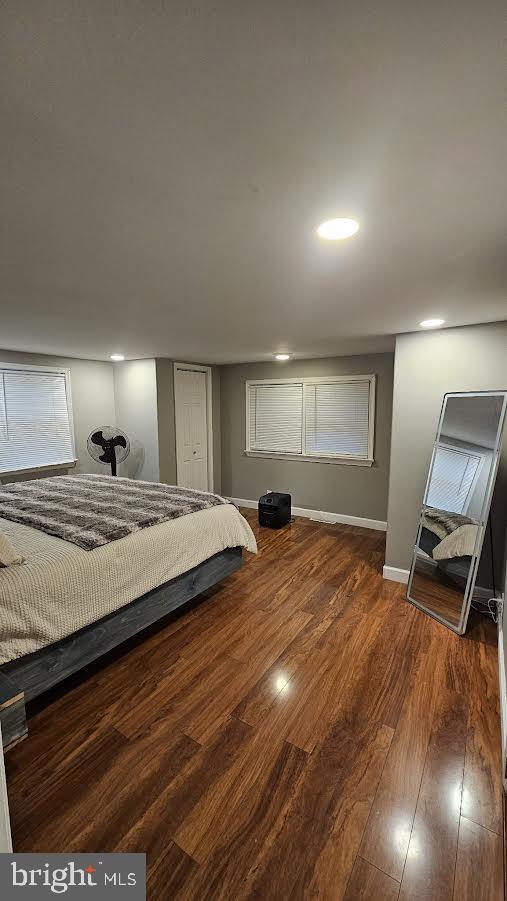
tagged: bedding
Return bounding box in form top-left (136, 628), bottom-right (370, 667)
top-left (431, 524), bottom-right (478, 561)
top-left (0, 502), bottom-right (256, 664)
top-left (421, 506), bottom-right (478, 561)
top-left (0, 474), bottom-right (229, 550)
top-left (0, 532), bottom-right (25, 567)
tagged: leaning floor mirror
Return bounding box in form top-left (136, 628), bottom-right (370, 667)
top-left (407, 390), bottom-right (507, 634)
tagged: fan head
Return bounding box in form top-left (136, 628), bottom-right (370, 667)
top-left (87, 426), bottom-right (130, 475)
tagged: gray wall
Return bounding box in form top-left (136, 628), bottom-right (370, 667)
top-left (0, 349), bottom-right (116, 479)
top-left (211, 367), bottom-right (222, 494)
top-left (220, 353), bottom-right (394, 521)
top-left (385, 321), bottom-right (507, 573)
top-left (155, 359), bottom-right (177, 485)
top-left (114, 359), bottom-right (160, 481)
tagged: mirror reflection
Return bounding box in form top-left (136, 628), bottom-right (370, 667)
top-left (408, 392), bottom-right (507, 633)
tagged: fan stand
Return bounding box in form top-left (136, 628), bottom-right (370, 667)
top-left (102, 448), bottom-right (117, 477)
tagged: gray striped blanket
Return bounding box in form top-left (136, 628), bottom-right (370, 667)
top-left (0, 474), bottom-right (228, 550)
top-left (422, 506), bottom-right (473, 540)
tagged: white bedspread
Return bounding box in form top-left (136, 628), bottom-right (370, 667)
top-left (0, 504), bottom-right (256, 664)
top-left (432, 523), bottom-right (478, 561)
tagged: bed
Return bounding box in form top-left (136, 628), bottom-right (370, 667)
top-left (419, 506), bottom-right (479, 587)
top-left (0, 475), bottom-right (256, 748)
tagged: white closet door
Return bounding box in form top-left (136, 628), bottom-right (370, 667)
top-left (175, 368), bottom-right (209, 491)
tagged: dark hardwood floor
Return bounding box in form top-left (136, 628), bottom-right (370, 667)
top-left (5, 510), bottom-right (504, 899)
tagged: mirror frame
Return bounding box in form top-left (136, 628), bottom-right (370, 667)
top-left (407, 389), bottom-right (507, 634)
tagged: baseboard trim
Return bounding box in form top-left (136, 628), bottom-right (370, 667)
top-left (382, 565), bottom-right (410, 584)
top-left (227, 498), bottom-right (387, 532)
top-left (381, 564), bottom-right (498, 597)
top-left (498, 609), bottom-right (507, 790)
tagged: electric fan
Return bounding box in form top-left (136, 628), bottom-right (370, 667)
top-left (87, 426), bottom-right (130, 476)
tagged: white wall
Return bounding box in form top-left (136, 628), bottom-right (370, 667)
top-left (0, 723), bottom-right (12, 852)
top-left (114, 359), bottom-right (160, 482)
top-left (502, 535), bottom-right (507, 790)
top-left (385, 322), bottom-right (507, 573)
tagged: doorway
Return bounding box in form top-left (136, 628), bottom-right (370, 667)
top-left (174, 363), bottom-right (214, 492)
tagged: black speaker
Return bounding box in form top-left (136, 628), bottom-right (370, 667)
top-left (258, 492), bottom-right (291, 528)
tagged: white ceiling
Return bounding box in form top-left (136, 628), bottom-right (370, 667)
top-left (442, 395), bottom-right (505, 449)
top-left (1, 2), bottom-right (506, 364)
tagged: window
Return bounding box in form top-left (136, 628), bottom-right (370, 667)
top-left (426, 443), bottom-right (482, 515)
top-left (246, 375), bottom-right (375, 464)
top-left (0, 364), bottom-right (76, 474)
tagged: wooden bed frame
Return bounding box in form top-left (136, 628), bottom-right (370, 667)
top-left (0, 546), bottom-right (243, 750)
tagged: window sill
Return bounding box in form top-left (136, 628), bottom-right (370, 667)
top-left (0, 460), bottom-right (78, 479)
top-left (244, 451), bottom-right (373, 467)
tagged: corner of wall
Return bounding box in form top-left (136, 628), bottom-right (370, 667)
top-left (155, 359), bottom-right (177, 485)
top-left (113, 359), bottom-right (160, 482)
top-left (211, 366), bottom-right (221, 494)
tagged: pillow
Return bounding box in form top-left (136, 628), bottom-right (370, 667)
top-left (0, 533), bottom-right (25, 567)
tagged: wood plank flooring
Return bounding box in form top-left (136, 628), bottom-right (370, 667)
top-left (5, 510), bottom-right (504, 899)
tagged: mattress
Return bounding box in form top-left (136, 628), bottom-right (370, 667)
top-left (0, 503), bottom-right (256, 664)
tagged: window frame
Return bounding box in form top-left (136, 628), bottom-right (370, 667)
top-left (425, 440), bottom-right (484, 516)
top-left (0, 361), bottom-right (77, 477)
top-left (245, 373), bottom-right (375, 466)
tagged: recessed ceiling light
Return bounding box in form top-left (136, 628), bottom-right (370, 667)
top-left (274, 353), bottom-right (291, 361)
top-left (317, 218), bottom-right (359, 240)
top-left (419, 319), bottom-right (445, 329)
top-left (110, 353), bottom-right (125, 361)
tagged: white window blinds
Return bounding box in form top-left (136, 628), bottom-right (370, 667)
top-left (248, 382), bottom-right (303, 454)
top-left (246, 375), bottom-right (374, 462)
top-left (0, 367), bottom-right (75, 474)
top-left (426, 444), bottom-right (481, 514)
top-left (304, 379), bottom-right (370, 457)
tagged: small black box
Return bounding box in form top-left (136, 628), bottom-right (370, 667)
top-left (258, 492), bottom-right (291, 528)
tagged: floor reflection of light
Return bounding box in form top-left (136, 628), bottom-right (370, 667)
top-left (407, 834), bottom-right (420, 859)
top-left (393, 824), bottom-right (412, 856)
top-left (274, 674), bottom-right (290, 693)
top-left (451, 781), bottom-right (463, 814)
